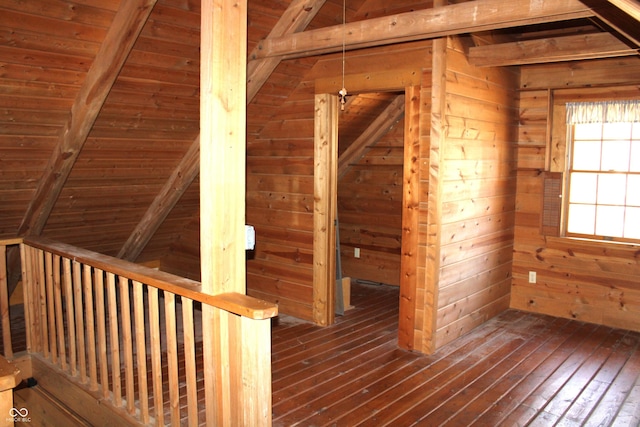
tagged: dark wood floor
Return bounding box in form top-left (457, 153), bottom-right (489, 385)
top-left (271, 282), bottom-right (640, 427)
top-left (4, 281), bottom-right (640, 426)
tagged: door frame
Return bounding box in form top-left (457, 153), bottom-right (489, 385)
top-left (313, 74), bottom-right (421, 350)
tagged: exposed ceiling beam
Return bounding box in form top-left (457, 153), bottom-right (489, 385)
top-left (247, 0), bottom-right (326, 102)
top-left (117, 136), bottom-right (200, 262)
top-left (251, 0), bottom-right (594, 61)
top-left (338, 94), bottom-right (405, 179)
top-left (608, 0), bottom-right (640, 22)
top-left (17, 0), bottom-right (157, 237)
top-left (586, 0), bottom-right (640, 46)
top-left (468, 32), bottom-right (638, 67)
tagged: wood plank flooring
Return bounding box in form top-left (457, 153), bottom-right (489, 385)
top-left (3, 281), bottom-right (640, 426)
top-left (271, 281), bottom-right (640, 426)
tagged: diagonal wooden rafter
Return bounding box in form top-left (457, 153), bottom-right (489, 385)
top-left (586, 0), bottom-right (640, 46)
top-left (5, 0), bottom-right (158, 296)
top-left (247, 0), bottom-right (326, 101)
top-left (118, 0), bottom-right (325, 262)
top-left (118, 136), bottom-right (200, 261)
top-left (468, 32), bottom-right (639, 67)
top-left (251, 0), bottom-right (594, 61)
top-left (338, 94), bottom-right (405, 179)
top-left (608, 0), bottom-right (640, 24)
top-left (17, 0), bottom-right (158, 237)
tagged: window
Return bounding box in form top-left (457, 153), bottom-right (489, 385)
top-left (564, 100), bottom-right (640, 242)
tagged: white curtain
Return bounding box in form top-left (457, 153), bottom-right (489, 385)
top-left (566, 100), bottom-right (640, 124)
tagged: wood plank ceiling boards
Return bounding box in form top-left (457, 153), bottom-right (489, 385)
top-left (17, 0), bottom-right (158, 238)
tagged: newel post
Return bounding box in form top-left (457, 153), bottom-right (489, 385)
top-left (0, 356), bottom-right (21, 427)
top-left (200, 0), bottom-right (272, 425)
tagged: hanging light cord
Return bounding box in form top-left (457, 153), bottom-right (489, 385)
top-left (339, 0), bottom-right (347, 110)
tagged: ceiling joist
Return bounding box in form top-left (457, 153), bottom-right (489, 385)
top-left (468, 32), bottom-right (638, 67)
top-left (587, 0), bottom-right (640, 46)
top-left (251, 0), bottom-right (594, 61)
top-left (608, 0), bottom-right (640, 24)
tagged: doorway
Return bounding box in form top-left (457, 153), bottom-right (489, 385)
top-left (337, 91), bottom-right (404, 289)
top-left (313, 85), bottom-right (421, 350)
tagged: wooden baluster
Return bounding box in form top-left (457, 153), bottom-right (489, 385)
top-left (45, 252), bottom-right (56, 363)
top-left (20, 244), bottom-right (35, 353)
top-left (119, 276), bottom-right (135, 414)
top-left (133, 280), bottom-right (149, 424)
top-left (165, 292), bottom-right (180, 425)
top-left (36, 249), bottom-right (48, 358)
top-left (106, 272), bottom-right (121, 407)
top-left (148, 287), bottom-right (164, 426)
top-left (62, 258), bottom-right (76, 376)
top-left (94, 268), bottom-right (109, 399)
top-left (72, 260), bottom-right (86, 383)
top-left (182, 297), bottom-right (198, 427)
top-left (84, 264), bottom-right (98, 390)
top-left (53, 255), bottom-right (66, 370)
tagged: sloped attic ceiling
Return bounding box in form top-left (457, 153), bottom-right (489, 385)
top-left (1, 0), bottom-right (202, 261)
top-left (1, 0), bottom-right (639, 263)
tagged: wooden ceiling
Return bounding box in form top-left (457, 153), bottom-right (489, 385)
top-left (0, 0), bottom-right (638, 261)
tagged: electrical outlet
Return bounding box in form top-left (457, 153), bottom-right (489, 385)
top-left (528, 271), bottom-right (537, 284)
top-left (354, 247), bottom-right (360, 258)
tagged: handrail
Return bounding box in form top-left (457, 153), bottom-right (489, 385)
top-left (23, 237), bottom-right (277, 320)
top-left (0, 238), bottom-right (22, 246)
top-left (20, 236), bottom-right (277, 426)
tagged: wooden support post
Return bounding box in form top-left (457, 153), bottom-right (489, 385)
top-left (200, 0), bottom-right (246, 297)
top-left (313, 93), bottom-right (338, 326)
top-left (424, 5), bottom-right (448, 354)
top-left (0, 356), bottom-right (21, 427)
top-left (398, 86), bottom-right (421, 351)
top-left (200, 0), bottom-right (271, 425)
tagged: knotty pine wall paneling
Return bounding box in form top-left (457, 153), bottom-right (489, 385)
top-left (433, 36), bottom-right (519, 350)
top-left (338, 111), bottom-right (404, 287)
top-left (513, 57), bottom-right (640, 332)
top-left (246, 42), bottom-right (433, 322)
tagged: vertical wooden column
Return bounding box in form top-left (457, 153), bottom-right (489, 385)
top-left (424, 33), bottom-right (447, 354)
top-left (200, 0), bottom-right (246, 295)
top-left (313, 93), bottom-right (338, 326)
top-left (201, 0), bottom-right (272, 425)
top-left (422, 0), bottom-right (449, 354)
top-left (0, 356), bottom-right (21, 427)
top-left (398, 86), bottom-right (421, 350)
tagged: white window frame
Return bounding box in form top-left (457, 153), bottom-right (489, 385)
top-left (562, 100), bottom-right (640, 243)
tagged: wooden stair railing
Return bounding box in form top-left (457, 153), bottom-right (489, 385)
top-left (20, 237), bottom-right (277, 426)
